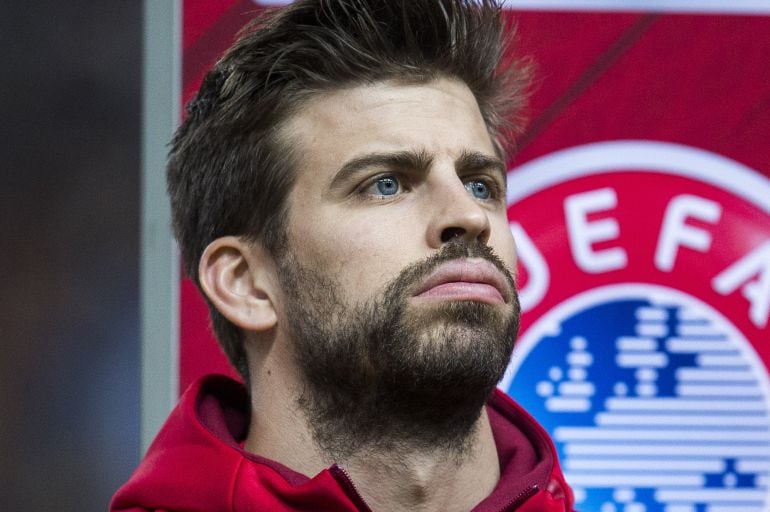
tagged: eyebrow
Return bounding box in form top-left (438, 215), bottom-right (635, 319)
top-left (330, 149), bottom-right (433, 189)
top-left (329, 148), bottom-right (506, 189)
top-left (456, 150), bottom-right (507, 184)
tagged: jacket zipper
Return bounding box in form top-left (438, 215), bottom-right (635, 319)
top-left (497, 483), bottom-right (539, 512)
top-left (330, 464), bottom-right (373, 512)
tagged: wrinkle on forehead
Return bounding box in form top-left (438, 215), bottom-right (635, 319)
top-left (280, 77), bottom-right (495, 163)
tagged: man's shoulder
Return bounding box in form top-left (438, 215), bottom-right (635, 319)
top-left (110, 375), bottom-right (251, 511)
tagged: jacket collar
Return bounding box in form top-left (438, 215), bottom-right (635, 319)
top-left (111, 374), bottom-right (572, 511)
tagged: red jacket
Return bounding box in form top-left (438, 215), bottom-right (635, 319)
top-left (111, 375), bottom-right (573, 511)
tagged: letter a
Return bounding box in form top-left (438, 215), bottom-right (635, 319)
top-left (712, 240), bottom-right (770, 329)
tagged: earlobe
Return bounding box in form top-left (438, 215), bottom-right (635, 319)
top-left (198, 236), bottom-right (278, 332)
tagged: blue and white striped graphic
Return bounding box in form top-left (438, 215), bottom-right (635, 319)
top-left (500, 284), bottom-right (770, 512)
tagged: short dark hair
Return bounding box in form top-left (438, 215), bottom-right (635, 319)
top-left (167, 0), bottom-right (531, 382)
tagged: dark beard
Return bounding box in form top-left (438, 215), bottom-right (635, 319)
top-left (277, 240), bottom-right (520, 462)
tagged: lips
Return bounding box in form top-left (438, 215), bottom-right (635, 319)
top-left (412, 258), bottom-right (512, 304)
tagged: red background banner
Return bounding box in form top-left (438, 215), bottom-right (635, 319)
top-left (178, 1), bottom-right (770, 391)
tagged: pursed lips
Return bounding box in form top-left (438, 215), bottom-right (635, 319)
top-left (412, 258), bottom-right (512, 304)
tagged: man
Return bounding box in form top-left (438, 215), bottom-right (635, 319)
top-left (112, 1), bottom-right (573, 510)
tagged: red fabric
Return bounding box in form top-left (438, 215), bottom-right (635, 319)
top-left (111, 375), bottom-right (573, 512)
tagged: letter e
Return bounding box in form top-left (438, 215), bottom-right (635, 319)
top-left (564, 188), bottom-right (627, 273)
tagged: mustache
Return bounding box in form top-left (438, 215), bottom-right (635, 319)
top-left (383, 239), bottom-right (516, 300)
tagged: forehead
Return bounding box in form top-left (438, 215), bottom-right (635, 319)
top-left (279, 78), bottom-right (497, 187)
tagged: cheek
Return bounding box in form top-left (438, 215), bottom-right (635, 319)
top-left (491, 219), bottom-right (518, 271)
top-left (289, 210), bottom-right (417, 289)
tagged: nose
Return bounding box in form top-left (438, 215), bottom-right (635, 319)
top-left (426, 175), bottom-right (491, 248)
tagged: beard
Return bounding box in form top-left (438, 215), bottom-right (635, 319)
top-left (276, 239), bottom-right (520, 462)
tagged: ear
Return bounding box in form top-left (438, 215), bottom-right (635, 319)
top-left (198, 236), bottom-right (278, 332)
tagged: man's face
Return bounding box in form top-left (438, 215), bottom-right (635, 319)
top-left (281, 77), bottom-right (517, 315)
top-left (274, 78), bottom-right (520, 458)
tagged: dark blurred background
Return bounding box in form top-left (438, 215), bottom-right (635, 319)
top-left (1, 2), bottom-right (141, 509)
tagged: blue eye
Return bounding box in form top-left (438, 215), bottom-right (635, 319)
top-left (373, 175), bottom-right (400, 196)
top-left (465, 180), bottom-right (491, 200)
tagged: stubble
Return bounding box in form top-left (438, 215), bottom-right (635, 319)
top-left (277, 240), bottom-right (520, 463)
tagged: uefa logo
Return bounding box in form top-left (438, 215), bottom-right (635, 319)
top-left (500, 141), bottom-right (770, 512)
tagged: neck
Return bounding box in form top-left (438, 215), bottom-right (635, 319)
top-left (243, 347), bottom-right (500, 512)
top-left (338, 408), bottom-right (500, 512)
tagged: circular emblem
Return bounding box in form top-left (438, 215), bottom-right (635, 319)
top-left (501, 140), bottom-right (770, 512)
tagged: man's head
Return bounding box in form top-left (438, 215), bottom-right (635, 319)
top-left (168, 0), bottom-right (530, 383)
top-left (273, 78), bottom-right (522, 459)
